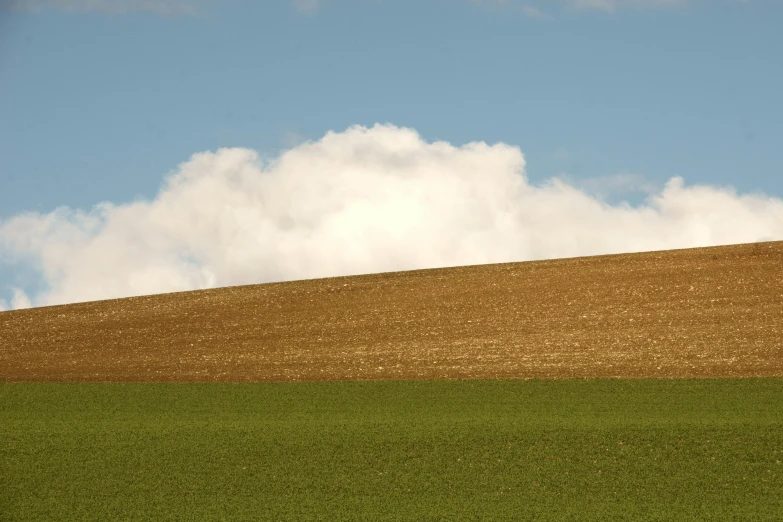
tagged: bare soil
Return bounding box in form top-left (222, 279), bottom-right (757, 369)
top-left (1, 241), bottom-right (782, 382)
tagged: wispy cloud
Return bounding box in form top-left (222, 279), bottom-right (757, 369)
top-left (1, 123), bottom-right (781, 310)
top-left (6, 0), bottom-right (748, 17)
top-left (0, 289), bottom-right (31, 311)
top-left (477, 0), bottom-right (747, 16)
top-left (560, 0), bottom-right (686, 12)
top-left (559, 172), bottom-right (661, 201)
top-left (291, 0), bottom-right (320, 15)
top-left (520, 5), bottom-right (551, 18)
top-left (4, 0), bottom-right (211, 16)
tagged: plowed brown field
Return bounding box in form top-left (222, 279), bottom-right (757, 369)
top-left (1, 241), bottom-right (782, 382)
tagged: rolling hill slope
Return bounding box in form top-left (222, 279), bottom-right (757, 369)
top-left (1, 241), bottom-right (781, 382)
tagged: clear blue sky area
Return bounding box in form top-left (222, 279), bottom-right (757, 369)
top-left (1, 0), bottom-right (781, 220)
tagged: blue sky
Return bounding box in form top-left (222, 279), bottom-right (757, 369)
top-left (1, 0), bottom-right (782, 309)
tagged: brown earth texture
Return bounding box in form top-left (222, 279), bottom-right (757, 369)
top-left (1, 241), bottom-right (782, 382)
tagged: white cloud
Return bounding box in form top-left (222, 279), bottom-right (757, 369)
top-left (0, 289), bottom-right (32, 311)
top-left (1, 123), bottom-right (781, 309)
top-left (10, 288), bottom-right (32, 310)
top-left (5, 0), bottom-right (210, 15)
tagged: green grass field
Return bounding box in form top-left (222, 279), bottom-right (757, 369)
top-left (2, 378), bottom-right (782, 521)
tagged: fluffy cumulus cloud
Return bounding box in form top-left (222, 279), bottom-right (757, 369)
top-left (1, 123), bottom-right (782, 310)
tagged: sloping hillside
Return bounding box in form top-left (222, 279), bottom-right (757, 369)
top-left (1, 241), bottom-right (781, 382)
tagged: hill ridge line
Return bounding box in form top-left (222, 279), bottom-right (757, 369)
top-left (1, 240), bottom-right (782, 382)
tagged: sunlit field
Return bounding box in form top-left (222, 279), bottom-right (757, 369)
top-left (2, 378), bottom-right (781, 521)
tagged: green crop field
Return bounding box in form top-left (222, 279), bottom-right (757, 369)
top-left (2, 378), bottom-right (782, 521)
